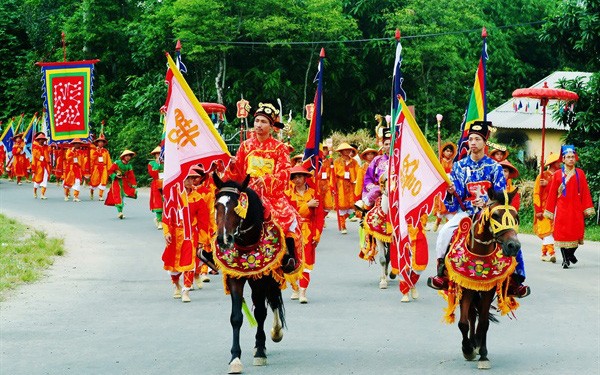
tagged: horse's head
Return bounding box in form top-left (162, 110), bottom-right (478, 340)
top-left (475, 189), bottom-right (521, 257)
top-left (213, 173), bottom-right (263, 250)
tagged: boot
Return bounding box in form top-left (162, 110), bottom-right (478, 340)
top-left (427, 258), bottom-right (449, 291)
top-left (282, 237), bottom-right (297, 273)
top-left (561, 248), bottom-right (570, 269)
top-left (566, 248), bottom-right (578, 264)
top-left (198, 250), bottom-right (219, 273)
top-left (507, 274), bottom-right (530, 298)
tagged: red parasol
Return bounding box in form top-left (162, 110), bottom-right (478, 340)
top-left (512, 82), bottom-right (579, 174)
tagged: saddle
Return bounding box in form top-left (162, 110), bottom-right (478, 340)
top-left (359, 197), bottom-right (392, 262)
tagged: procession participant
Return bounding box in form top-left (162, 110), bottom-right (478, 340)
top-left (10, 132), bottom-right (28, 185)
top-left (354, 148), bottom-right (378, 220)
top-left (285, 165), bottom-right (321, 303)
top-left (318, 153), bottom-right (335, 216)
top-left (89, 134), bottom-right (112, 201)
top-left (544, 145), bottom-right (595, 269)
top-left (499, 159), bottom-right (529, 296)
top-left (104, 150), bottom-right (137, 219)
top-left (0, 143), bottom-right (6, 177)
top-left (189, 165), bottom-right (217, 287)
top-left (290, 154), bottom-right (303, 166)
top-left (147, 146), bottom-right (164, 230)
top-left (225, 101), bottom-right (302, 273)
top-left (355, 131), bottom-right (391, 212)
top-left (432, 142), bottom-right (457, 231)
top-left (80, 141), bottom-right (92, 187)
top-left (52, 144), bottom-right (66, 185)
top-left (533, 153), bottom-right (561, 262)
top-left (488, 143), bottom-right (509, 162)
top-left (427, 121), bottom-right (530, 298)
top-left (62, 138), bottom-right (85, 202)
top-left (332, 142), bottom-right (359, 234)
top-left (162, 169), bottom-right (204, 303)
top-left (31, 133), bottom-right (51, 199)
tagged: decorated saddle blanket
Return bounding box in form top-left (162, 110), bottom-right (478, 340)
top-left (440, 217), bottom-right (519, 323)
top-left (445, 217), bottom-right (516, 291)
top-left (363, 197), bottom-right (392, 242)
top-left (214, 219), bottom-right (303, 294)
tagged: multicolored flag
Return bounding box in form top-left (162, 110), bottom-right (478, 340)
top-left (453, 28), bottom-right (488, 162)
top-left (23, 113), bottom-right (38, 160)
top-left (161, 53), bottom-right (230, 260)
top-left (302, 48), bottom-right (327, 240)
top-left (36, 60), bottom-right (99, 143)
top-left (1, 119), bottom-right (15, 161)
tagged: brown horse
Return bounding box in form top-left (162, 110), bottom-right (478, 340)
top-left (446, 189), bottom-right (521, 370)
top-left (212, 173), bottom-right (287, 374)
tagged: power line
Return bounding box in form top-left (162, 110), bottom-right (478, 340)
top-left (198, 20), bottom-right (546, 46)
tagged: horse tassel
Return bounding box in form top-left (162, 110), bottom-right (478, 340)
top-left (242, 298), bottom-right (258, 327)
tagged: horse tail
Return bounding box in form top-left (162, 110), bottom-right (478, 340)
top-left (265, 276), bottom-right (286, 329)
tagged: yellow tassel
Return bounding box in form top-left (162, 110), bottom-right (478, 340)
top-left (233, 192), bottom-right (248, 219)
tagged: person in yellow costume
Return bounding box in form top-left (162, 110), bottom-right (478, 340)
top-left (10, 133), bottom-right (28, 185)
top-left (533, 153), bottom-right (561, 262)
top-left (332, 142), bottom-right (359, 234)
top-left (31, 133), bottom-right (51, 199)
top-left (226, 101), bottom-right (302, 274)
top-left (89, 134), bottom-right (112, 201)
top-left (191, 166), bottom-right (217, 289)
top-left (285, 165), bottom-right (321, 303)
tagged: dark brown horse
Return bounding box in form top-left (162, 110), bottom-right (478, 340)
top-left (212, 173), bottom-right (286, 374)
top-left (450, 189), bottom-right (521, 370)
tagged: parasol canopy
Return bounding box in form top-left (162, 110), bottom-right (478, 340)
top-left (512, 82), bottom-right (579, 174)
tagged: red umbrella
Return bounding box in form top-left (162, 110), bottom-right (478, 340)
top-left (512, 82), bottom-right (579, 174)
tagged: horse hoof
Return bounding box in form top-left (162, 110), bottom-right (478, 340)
top-left (271, 327), bottom-right (283, 343)
top-left (379, 279), bottom-right (388, 289)
top-left (463, 349), bottom-right (476, 361)
top-left (228, 357), bottom-right (243, 374)
top-left (401, 294), bottom-right (410, 303)
top-left (389, 272), bottom-right (396, 279)
top-left (253, 357), bottom-right (267, 366)
top-left (478, 360), bottom-right (491, 369)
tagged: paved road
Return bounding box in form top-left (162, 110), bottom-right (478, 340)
top-left (1, 179), bottom-right (599, 375)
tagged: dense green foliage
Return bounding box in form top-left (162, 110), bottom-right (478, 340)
top-left (0, 0), bottom-right (597, 194)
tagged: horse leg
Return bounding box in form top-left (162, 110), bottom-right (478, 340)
top-left (475, 291), bottom-right (494, 370)
top-left (459, 289), bottom-right (476, 361)
top-left (227, 278), bottom-right (245, 374)
top-left (249, 278), bottom-right (268, 366)
top-left (266, 277), bottom-right (285, 343)
top-left (378, 240), bottom-right (389, 289)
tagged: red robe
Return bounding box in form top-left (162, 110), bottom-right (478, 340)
top-left (147, 160), bottom-right (163, 212)
top-left (31, 142), bottom-right (51, 183)
top-left (544, 167), bottom-right (595, 248)
top-left (227, 135), bottom-right (299, 234)
top-left (104, 160), bottom-right (137, 206)
top-left (90, 147), bottom-right (112, 187)
top-left (11, 139), bottom-right (28, 177)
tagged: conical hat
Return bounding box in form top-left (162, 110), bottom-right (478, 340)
top-left (544, 152), bottom-right (560, 166)
top-left (289, 165), bottom-right (312, 179)
top-left (150, 146), bottom-right (161, 155)
top-left (360, 148), bottom-right (378, 160)
top-left (93, 134), bottom-right (108, 145)
top-left (499, 159), bottom-right (519, 179)
top-left (120, 149), bottom-right (136, 159)
top-left (335, 142), bottom-right (356, 152)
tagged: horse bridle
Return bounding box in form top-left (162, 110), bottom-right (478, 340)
top-left (473, 192), bottom-right (519, 246)
top-left (216, 187), bottom-right (256, 239)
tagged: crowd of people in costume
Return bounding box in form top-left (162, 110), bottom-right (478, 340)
top-left (1, 105), bottom-right (596, 305)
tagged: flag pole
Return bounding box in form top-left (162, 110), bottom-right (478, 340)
top-left (481, 27), bottom-right (487, 122)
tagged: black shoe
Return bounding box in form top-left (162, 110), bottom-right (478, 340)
top-left (568, 248), bottom-right (578, 264)
top-left (281, 256), bottom-right (297, 273)
top-left (199, 250), bottom-right (219, 272)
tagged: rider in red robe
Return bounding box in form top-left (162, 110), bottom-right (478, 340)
top-left (226, 102), bottom-right (302, 273)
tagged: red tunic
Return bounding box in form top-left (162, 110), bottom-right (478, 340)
top-left (544, 167), bottom-right (595, 248)
top-left (227, 136), bottom-right (299, 234)
top-left (11, 139), bottom-right (28, 177)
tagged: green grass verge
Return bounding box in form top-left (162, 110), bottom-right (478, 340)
top-left (0, 214), bottom-right (65, 301)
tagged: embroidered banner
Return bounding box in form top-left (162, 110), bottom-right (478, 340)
top-left (36, 60), bottom-right (99, 143)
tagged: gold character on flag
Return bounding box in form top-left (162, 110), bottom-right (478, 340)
top-left (168, 108), bottom-right (200, 147)
top-left (401, 154), bottom-right (422, 197)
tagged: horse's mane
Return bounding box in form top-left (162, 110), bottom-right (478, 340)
top-left (487, 188), bottom-right (516, 206)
